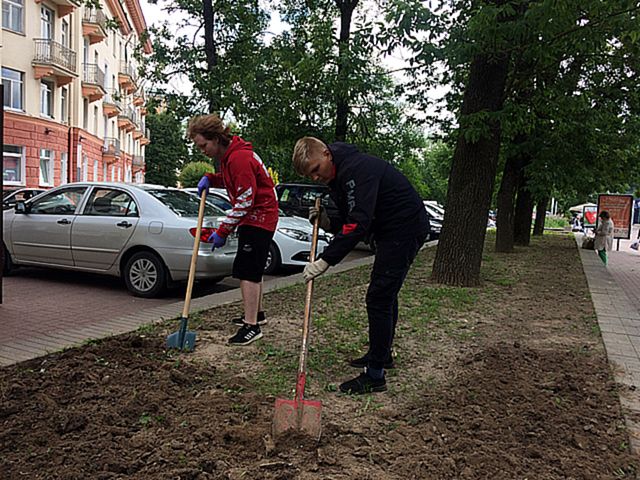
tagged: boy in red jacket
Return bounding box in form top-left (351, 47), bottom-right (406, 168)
top-left (187, 114), bottom-right (279, 345)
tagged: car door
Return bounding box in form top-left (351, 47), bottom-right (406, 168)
top-left (71, 187), bottom-right (140, 270)
top-left (10, 186), bottom-right (87, 266)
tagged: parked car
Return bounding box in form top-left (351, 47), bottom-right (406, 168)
top-left (275, 182), bottom-right (379, 250)
top-left (3, 188), bottom-right (47, 210)
top-left (2, 183), bottom-right (238, 298)
top-left (423, 201), bottom-right (443, 240)
top-left (184, 187), bottom-right (331, 274)
top-left (275, 183), bottom-right (341, 225)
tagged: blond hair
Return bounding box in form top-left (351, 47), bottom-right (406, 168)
top-left (187, 114), bottom-right (232, 146)
top-left (292, 137), bottom-right (327, 176)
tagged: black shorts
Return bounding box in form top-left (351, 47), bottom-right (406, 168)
top-left (232, 225), bottom-right (274, 282)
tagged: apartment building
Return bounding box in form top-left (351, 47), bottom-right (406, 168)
top-left (1, 0), bottom-right (151, 193)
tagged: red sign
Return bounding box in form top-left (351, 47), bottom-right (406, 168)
top-left (598, 194), bottom-right (633, 239)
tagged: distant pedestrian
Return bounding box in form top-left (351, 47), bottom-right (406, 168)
top-left (187, 114), bottom-right (279, 345)
top-left (594, 210), bottom-right (614, 265)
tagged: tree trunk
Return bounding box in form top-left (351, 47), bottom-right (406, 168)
top-left (431, 52), bottom-right (510, 287)
top-left (335, 0), bottom-right (358, 141)
top-left (532, 196), bottom-right (549, 236)
top-left (513, 173), bottom-right (535, 245)
top-left (495, 154), bottom-right (520, 253)
top-left (202, 0), bottom-right (218, 113)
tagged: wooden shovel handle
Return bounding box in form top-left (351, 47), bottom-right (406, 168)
top-left (182, 191), bottom-right (208, 318)
top-left (296, 197), bottom-right (321, 400)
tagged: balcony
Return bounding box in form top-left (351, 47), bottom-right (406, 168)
top-left (102, 89), bottom-right (122, 118)
top-left (118, 61), bottom-right (137, 94)
top-left (132, 112), bottom-right (144, 140)
top-left (82, 8), bottom-right (107, 44)
top-left (102, 137), bottom-right (121, 163)
top-left (32, 39), bottom-right (77, 86)
top-left (140, 128), bottom-right (151, 146)
top-left (132, 155), bottom-right (144, 168)
top-left (82, 63), bottom-right (106, 102)
top-left (133, 88), bottom-right (145, 107)
top-left (35, 0), bottom-right (80, 17)
top-left (117, 107), bottom-right (135, 132)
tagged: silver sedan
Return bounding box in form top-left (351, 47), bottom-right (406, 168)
top-left (2, 182), bottom-right (237, 297)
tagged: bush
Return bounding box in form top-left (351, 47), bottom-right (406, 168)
top-left (544, 216), bottom-right (569, 229)
top-left (178, 161), bottom-right (214, 187)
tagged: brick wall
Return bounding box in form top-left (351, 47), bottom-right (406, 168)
top-left (4, 112), bottom-right (135, 187)
top-left (5, 112), bottom-right (70, 188)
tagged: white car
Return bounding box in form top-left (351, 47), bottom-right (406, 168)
top-left (184, 188), bottom-right (331, 274)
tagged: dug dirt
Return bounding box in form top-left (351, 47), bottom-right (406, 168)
top-left (1, 233), bottom-right (637, 479)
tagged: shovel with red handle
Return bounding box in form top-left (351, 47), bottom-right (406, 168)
top-left (272, 198), bottom-right (323, 440)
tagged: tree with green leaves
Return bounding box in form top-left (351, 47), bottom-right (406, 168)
top-left (144, 107), bottom-right (188, 186)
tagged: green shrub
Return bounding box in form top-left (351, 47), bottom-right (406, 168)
top-left (544, 216), bottom-right (569, 229)
top-left (178, 161), bottom-right (214, 187)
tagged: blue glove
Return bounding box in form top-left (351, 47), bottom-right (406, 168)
top-left (207, 230), bottom-right (226, 250)
top-left (197, 175), bottom-right (210, 196)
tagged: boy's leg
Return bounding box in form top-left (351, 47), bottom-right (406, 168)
top-left (229, 226), bottom-right (273, 345)
top-left (241, 280), bottom-right (261, 325)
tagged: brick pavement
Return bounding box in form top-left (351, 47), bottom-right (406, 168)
top-left (577, 226), bottom-right (640, 455)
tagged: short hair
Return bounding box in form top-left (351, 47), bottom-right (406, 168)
top-left (599, 210), bottom-right (610, 219)
top-left (186, 114), bottom-right (231, 146)
top-left (292, 137), bottom-right (327, 176)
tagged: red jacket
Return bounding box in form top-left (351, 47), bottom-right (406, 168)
top-left (204, 136), bottom-right (279, 238)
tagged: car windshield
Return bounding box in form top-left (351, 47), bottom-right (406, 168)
top-left (148, 189), bottom-right (225, 217)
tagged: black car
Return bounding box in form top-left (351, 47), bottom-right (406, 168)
top-left (275, 183), bottom-right (341, 224)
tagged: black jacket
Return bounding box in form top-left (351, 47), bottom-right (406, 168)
top-left (320, 143), bottom-right (429, 266)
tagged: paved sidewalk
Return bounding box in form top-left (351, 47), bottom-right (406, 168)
top-left (576, 227), bottom-right (640, 454)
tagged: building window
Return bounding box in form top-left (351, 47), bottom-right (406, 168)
top-left (60, 152), bottom-right (68, 184)
top-left (103, 162), bottom-right (107, 182)
top-left (2, 67), bottom-right (23, 111)
top-left (110, 165), bottom-right (115, 181)
top-left (61, 19), bottom-right (69, 47)
top-left (40, 5), bottom-right (53, 39)
top-left (93, 105), bottom-right (98, 135)
top-left (60, 87), bottom-right (68, 123)
top-left (39, 149), bottom-right (54, 186)
top-left (82, 98), bottom-right (89, 129)
top-left (82, 155), bottom-right (88, 181)
top-left (93, 159), bottom-right (98, 181)
top-left (3, 145), bottom-right (24, 184)
top-left (2, 0), bottom-right (23, 33)
top-left (40, 80), bottom-right (53, 117)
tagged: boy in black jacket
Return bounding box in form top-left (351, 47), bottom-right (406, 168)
top-left (292, 136), bottom-right (429, 394)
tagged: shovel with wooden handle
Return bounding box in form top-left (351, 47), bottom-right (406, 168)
top-left (272, 197), bottom-right (323, 440)
top-left (166, 190), bottom-right (207, 351)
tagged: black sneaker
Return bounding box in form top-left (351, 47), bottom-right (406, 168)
top-left (231, 311), bottom-right (267, 326)
top-left (339, 370), bottom-right (387, 394)
top-left (228, 324), bottom-right (263, 346)
top-left (348, 352), bottom-right (395, 369)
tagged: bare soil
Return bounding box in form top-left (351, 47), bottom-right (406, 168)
top-left (1, 233), bottom-right (638, 479)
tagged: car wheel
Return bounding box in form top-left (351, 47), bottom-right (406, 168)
top-left (263, 242), bottom-right (281, 275)
top-left (123, 251), bottom-right (167, 298)
top-left (2, 245), bottom-right (17, 276)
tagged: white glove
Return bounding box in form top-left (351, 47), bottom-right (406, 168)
top-left (303, 259), bottom-right (329, 282)
top-left (309, 206), bottom-right (331, 231)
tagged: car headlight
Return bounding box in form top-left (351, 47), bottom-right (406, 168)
top-left (278, 228), bottom-right (312, 242)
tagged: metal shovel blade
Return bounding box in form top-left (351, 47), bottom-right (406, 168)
top-left (272, 397), bottom-right (322, 440)
top-left (166, 317), bottom-right (197, 351)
